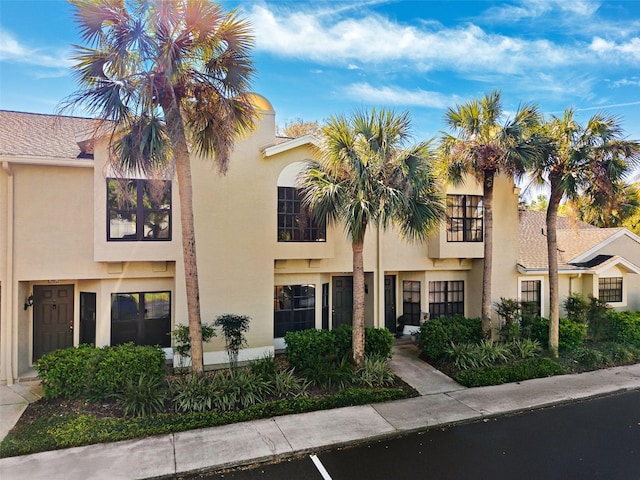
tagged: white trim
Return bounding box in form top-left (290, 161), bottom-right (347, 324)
top-left (592, 257), bottom-right (640, 275)
top-left (262, 135), bottom-right (319, 157)
top-left (0, 156), bottom-right (94, 168)
top-left (202, 346), bottom-right (275, 367)
top-left (596, 274), bottom-right (627, 308)
top-left (570, 228), bottom-right (640, 263)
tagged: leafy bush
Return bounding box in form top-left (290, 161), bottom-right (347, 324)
top-left (525, 317), bottom-right (587, 351)
top-left (272, 369), bottom-right (310, 398)
top-left (570, 347), bottom-right (609, 370)
top-left (214, 314), bottom-right (251, 369)
top-left (355, 356), bottom-right (395, 387)
top-left (563, 293), bottom-right (589, 323)
top-left (117, 373), bottom-right (166, 417)
top-left (598, 342), bottom-right (640, 364)
top-left (170, 323), bottom-right (216, 367)
top-left (608, 311), bottom-right (640, 347)
top-left (509, 338), bottom-right (541, 360)
top-left (454, 358), bottom-right (565, 387)
top-left (249, 353), bottom-right (278, 380)
top-left (418, 316), bottom-right (482, 361)
top-left (35, 344), bottom-right (165, 401)
top-left (170, 374), bottom-right (216, 413)
top-left (301, 355), bottom-right (355, 389)
top-left (446, 339), bottom-right (518, 370)
top-left (285, 329), bottom-right (340, 371)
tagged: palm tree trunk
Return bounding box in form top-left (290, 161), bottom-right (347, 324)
top-left (481, 171), bottom-right (494, 337)
top-left (352, 241), bottom-right (366, 367)
top-left (546, 176), bottom-right (563, 358)
top-left (160, 80), bottom-right (204, 374)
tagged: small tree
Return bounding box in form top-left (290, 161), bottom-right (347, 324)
top-left (171, 323), bottom-right (217, 370)
top-left (214, 314), bottom-right (251, 369)
top-left (495, 298), bottom-right (522, 341)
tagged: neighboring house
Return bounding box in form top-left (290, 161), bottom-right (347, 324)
top-left (517, 210), bottom-right (640, 317)
top-left (1, 97), bottom-right (521, 383)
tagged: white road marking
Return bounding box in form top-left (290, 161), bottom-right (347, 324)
top-left (310, 454), bottom-right (333, 480)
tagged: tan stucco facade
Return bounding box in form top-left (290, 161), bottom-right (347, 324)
top-left (4, 99), bottom-right (635, 384)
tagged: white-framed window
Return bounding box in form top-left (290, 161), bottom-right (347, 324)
top-left (518, 277), bottom-right (544, 318)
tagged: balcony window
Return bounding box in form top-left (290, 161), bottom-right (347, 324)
top-left (277, 187), bottom-right (325, 242)
top-left (446, 195), bottom-right (483, 242)
top-left (107, 179), bottom-right (171, 241)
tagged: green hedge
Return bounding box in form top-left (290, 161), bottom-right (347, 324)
top-left (0, 387), bottom-right (406, 458)
top-left (418, 316), bottom-right (482, 361)
top-left (284, 326), bottom-right (394, 371)
top-left (35, 344), bottom-right (166, 401)
top-left (453, 357), bottom-right (566, 387)
top-left (608, 311), bottom-right (640, 347)
top-left (526, 317), bottom-right (587, 351)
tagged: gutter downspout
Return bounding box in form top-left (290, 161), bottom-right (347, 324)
top-left (2, 162), bottom-right (14, 385)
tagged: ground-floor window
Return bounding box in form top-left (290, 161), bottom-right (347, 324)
top-left (111, 291), bottom-right (171, 347)
top-left (599, 277), bottom-right (623, 303)
top-left (429, 281), bottom-right (464, 318)
top-left (402, 280), bottom-right (421, 326)
top-left (520, 280), bottom-right (542, 317)
top-left (274, 285), bottom-right (315, 337)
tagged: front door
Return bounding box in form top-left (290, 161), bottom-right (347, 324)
top-left (384, 275), bottom-right (396, 333)
top-left (332, 276), bottom-right (353, 328)
top-left (33, 284), bottom-right (74, 361)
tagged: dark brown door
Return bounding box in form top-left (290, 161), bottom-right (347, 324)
top-left (332, 276), bottom-right (353, 328)
top-left (33, 285), bottom-right (74, 361)
top-left (384, 275), bottom-right (396, 333)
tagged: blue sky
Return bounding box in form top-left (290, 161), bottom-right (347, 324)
top-left (1, 0), bottom-right (639, 144)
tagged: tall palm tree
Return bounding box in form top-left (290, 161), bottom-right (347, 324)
top-left (567, 181), bottom-right (640, 228)
top-left (299, 108), bottom-right (445, 367)
top-left (64, 0), bottom-right (257, 373)
top-left (532, 109), bottom-right (640, 357)
top-left (439, 90), bottom-right (541, 336)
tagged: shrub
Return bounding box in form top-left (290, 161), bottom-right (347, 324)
top-left (598, 342), bottom-right (640, 364)
top-left (214, 314), bottom-right (251, 369)
top-left (285, 329), bottom-right (340, 371)
top-left (35, 344), bottom-right (165, 401)
top-left (454, 358), bottom-right (565, 387)
top-left (509, 338), bottom-right (541, 360)
top-left (249, 353), bottom-right (278, 380)
top-left (418, 316), bottom-right (482, 361)
top-left (170, 323), bottom-right (216, 367)
top-left (608, 311), bottom-right (640, 347)
top-left (525, 317), bottom-right (586, 351)
top-left (570, 347), bottom-right (609, 370)
top-left (272, 369), bottom-right (310, 398)
top-left (170, 374), bottom-right (216, 413)
top-left (355, 356), bottom-right (395, 387)
top-left (117, 373), bottom-right (166, 417)
top-left (301, 355), bottom-right (355, 389)
top-left (563, 293), bottom-right (589, 323)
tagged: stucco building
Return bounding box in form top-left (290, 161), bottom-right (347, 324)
top-left (1, 97), bottom-right (638, 384)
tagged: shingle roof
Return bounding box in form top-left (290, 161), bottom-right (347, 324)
top-left (0, 110), bottom-right (100, 160)
top-left (518, 209), bottom-right (622, 270)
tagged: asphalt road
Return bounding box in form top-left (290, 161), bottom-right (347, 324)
top-left (179, 390), bottom-right (640, 480)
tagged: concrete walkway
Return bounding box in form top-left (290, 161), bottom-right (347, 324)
top-left (1, 344), bottom-right (639, 480)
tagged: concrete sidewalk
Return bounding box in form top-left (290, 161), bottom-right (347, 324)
top-left (1, 344), bottom-right (639, 480)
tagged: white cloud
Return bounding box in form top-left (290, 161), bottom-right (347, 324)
top-left (590, 36), bottom-right (640, 61)
top-left (0, 30), bottom-right (73, 69)
top-left (342, 83), bottom-right (459, 109)
top-left (246, 4), bottom-right (600, 75)
top-left (612, 77), bottom-right (640, 87)
top-left (484, 0), bottom-right (600, 22)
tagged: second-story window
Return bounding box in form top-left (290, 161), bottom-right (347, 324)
top-left (446, 194), bottom-right (483, 242)
top-left (107, 179), bottom-right (171, 241)
top-left (277, 187), bottom-right (325, 242)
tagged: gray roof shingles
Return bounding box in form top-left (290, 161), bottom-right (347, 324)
top-left (0, 110), bottom-right (100, 160)
top-left (518, 209), bottom-right (622, 270)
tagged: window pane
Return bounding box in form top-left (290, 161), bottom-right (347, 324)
top-left (143, 292), bottom-right (171, 347)
top-left (111, 292), bottom-right (171, 347)
top-left (110, 211), bottom-right (137, 239)
top-left (144, 211), bottom-right (170, 239)
top-left (447, 195), bottom-right (483, 242)
top-left (598, 277), bottom-right (622, 303)
top-left (429, 281), bottom-right (464, 318)
top-left (274, 284), bottom-right (316, 337)
top-left (277, 187), bottom-right (325, 242)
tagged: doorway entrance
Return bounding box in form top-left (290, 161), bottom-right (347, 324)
top-left (33, 284), bottom-right (74, 361)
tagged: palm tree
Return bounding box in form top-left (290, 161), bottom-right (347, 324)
top-left (64, 0), bottom-right (257, 373)
top-left (299, 108), bottom-right (445, 367)
top-left (566, 181), bottom-right (640, 228)
top-left (439, 90), bottom-right (541, 336)
top-left (532, 109), bottom-right (640, 357)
